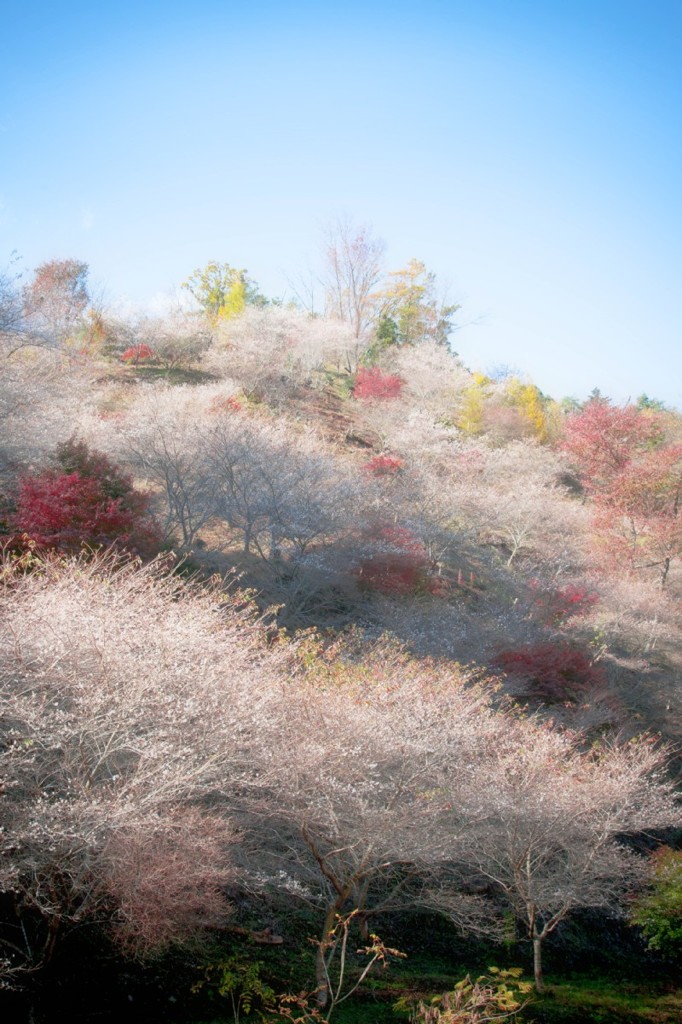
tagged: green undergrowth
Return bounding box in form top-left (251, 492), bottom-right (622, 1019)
top-left (127, 365), bottom-right (219, 385)
top-left (309, 973), bottom-right (682, 1024)
top-left (322, 367), bottom-right (354, 399)
top-left (186, 963), bottom-right (682, 1024)
top-left (530, 974), bottom-right (682, 1023)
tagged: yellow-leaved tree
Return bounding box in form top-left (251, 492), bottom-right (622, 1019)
top-left (183, 260), bottom-right (267, 324)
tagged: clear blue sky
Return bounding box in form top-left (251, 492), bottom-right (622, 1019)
top-left (2, 1), bottom-right (681, 406)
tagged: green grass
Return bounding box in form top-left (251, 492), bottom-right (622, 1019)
top-left (322, 367), bottom-right (354, 399)
top-left (187, 975), bottom-right (682, 1024)
top-left (326, 976), bottom-right (682, 1024)
top-left (326, 967), bottom-right (682, 1024)
top-left (129, 365), bottom-right (219, 385)
top-left (529, 975), bottom-right (682, 1023)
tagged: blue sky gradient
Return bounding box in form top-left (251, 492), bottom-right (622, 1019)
top-left (2, 1), bottom-right (681, 405)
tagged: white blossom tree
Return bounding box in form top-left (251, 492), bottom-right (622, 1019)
top-left (136, 309), bottom-right (212, 369)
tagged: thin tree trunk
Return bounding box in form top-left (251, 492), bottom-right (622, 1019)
top-left (42, 915), bottom-right (62, 966)
top-left (316, 902), bottom-right (340, 1008)
top-left (533, 936), bottom-right (544, 992)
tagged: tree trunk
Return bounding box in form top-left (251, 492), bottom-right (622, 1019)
top-left (533, 936), bottom-right (544, 992)
top-left (315, 903), bottom-right (339, 1008)
top-left (39, 913), bottom-right (62, 967)
top-left (356, 912), bottom-right (370, 942)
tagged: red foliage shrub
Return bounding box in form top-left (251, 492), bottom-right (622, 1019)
top-left (528, 579), bottom-right (599, 624)
top-left (55, 438), bottom-right (134, 499)
top-left (353, 366), bottom-right (405, 400)
top-left (362, 454), bottom-right (404, 476)
top-left (492, 642), bottom-right (604, 702)
top-left (356, 524), bottom-right (443, 596)
top-left (121, 343), bottom-right (155, 363)
top-left (12, 440), bottom-right (161, 558)
top-left (209, 394), bottom-right (243, 414)
top-left (357, 552), bottom-right (428, 595)
top-left (376, 525), bottom-right (424, 553)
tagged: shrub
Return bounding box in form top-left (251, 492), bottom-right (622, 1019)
top-left (528, 580), bottom-right (599, 624)
top-left (356, 524), bottom-right (442, 596)
top-left (361, 453), bottom-right (404, 476)
top-left (492, 642), bottom-right (604, 702)
top-left (353, 366), bottom-right (404, 400)
top-left (631, 846), bottom-right (682, 957)
top-left (397, 968), bottom-right (531, 1023)
top-left (209, 394), bottom-right (243, 414)
top-left (120, 342), bottom-right (154, 363)
top-left (11, 439), bottom-right (161, 558)
top-left (357, 551), bottom-right (430, 595)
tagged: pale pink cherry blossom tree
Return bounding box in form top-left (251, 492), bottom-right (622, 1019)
top-left (0, 552), bottom-right (291, 978)
top-left (208, 305), bottom-right (360, 401)
top-left (248, 661), bottom-right (511, 1007)
top-left (455, 724), bottom-right (682, 991)
top-left (387, 341), bottom-right (470, 418)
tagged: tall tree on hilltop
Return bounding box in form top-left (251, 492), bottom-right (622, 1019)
top-left (322, 217), bottom-right (386, 339)
top-left (183, 260), bottom-right (267, 324)
top-left (23, 258), bottom-right (90, 347)
top-left (375, 258), bottom-right (460, 349)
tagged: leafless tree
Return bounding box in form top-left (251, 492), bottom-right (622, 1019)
top-left (120, 389), bottom-right (222, 550)
top-left (202, 417), bottom-right (359, 561)
top-left (322, 217), bottom-right (385, 347)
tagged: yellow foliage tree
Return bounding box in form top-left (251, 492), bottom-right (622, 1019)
top-left (456, 372), bottom-right (492, 435)
top-left (376, 258), bottom-right (460, 347)
top-left (183, 261), bottom-right (265, 324)
top-left (505, 379), bottom-right (549, 442)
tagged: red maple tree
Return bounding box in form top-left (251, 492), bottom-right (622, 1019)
top-left (561, 399), bottom-right (682, 583)
top-left (560, 398), bottom-right (663, 493)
